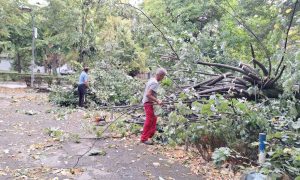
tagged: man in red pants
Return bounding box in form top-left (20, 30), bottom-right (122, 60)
top-left (141, 68), bottom-right (167, 145)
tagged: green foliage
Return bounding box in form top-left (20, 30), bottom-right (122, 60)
top-left (161, 77), bottom-right (172, 87)
top-left (69, 133), bottom-right (81, 143)
top-left (89, 63), bottom-right (143, 106)
top-left (212, 147), bottom-right (232, 166)
top-left (109, 119), bottom-right (142, 137)
top-left (2, 0), bottom-right (299, 177)
top-left (45, 127), bottom-right (65, 141)
top-left (49, 85), bottom-right (78, 107)
top-left (163, 94), bottom-right (299, 177)
top-left (254, 96), bottom-right (300, 177)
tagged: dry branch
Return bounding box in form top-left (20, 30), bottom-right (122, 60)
top-left (269, 65), bottom-right (286, 87)
top-left (198, 86), bottom-right (232, 95)
top-left (275, 0), bottom-right (299, 75)
top-left (116, 3), bottom-right (180, 61)
top-left (252, 59), bottom-right (269, 76)
top-left (239, 63), bottom-right (257, 75)
top-left (250, 44), bottom-right (256, 68)
top-left (206, 73), bottom-right (232, 86)
top-left (197, 61), bottom-right (250, 76)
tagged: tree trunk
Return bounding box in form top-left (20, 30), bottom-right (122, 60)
top-left (16, 52), bottom-right (22, 73)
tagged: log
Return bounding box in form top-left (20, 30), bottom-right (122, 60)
top-left (252, 59), bottom-right (268, 76)
top-left (239, 62), bottom-right (257, 75)
top-left (231, 79), bottom-right (247, 87)
top-left (262, 78), bottom-right (273, 88)
top-left (242, 75), bottom-right (261, 85)
top-left (246, 72), bottom-right (261, 82)
top-left (193, 78), bottom-right (217, 89)
top-left (206, 73), bottom-right (232, 86)
top-left (234, 78), bottom-right (248, 86)
top-left (250, 44), bottom-right (256, 68)
top-left (197, 61), bottom-right (250, 76)
top-left (268, 65), bottom-right (286, 87)
top-left (193, 73), bottom-right (231, 89)
top-left (198, 86), bottom-right (232, 95)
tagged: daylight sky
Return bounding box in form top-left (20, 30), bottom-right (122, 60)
top-left (27, 0), bottom-right (143, 7)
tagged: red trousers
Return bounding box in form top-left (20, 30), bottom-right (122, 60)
top-left (141, 103), bottom-right (157, 142)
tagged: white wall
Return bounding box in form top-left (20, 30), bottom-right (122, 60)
top-left (0, 59), bottom-right (12, 71)
top-left (34, 66), bottom-right (45, 73)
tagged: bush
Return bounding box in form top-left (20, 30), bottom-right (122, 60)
top-left (49, 63), bottom-right (143, 107)
top-left (163, 93), bottom-right (300, 178)
top-left (49, 86), bottom-right (78, 107)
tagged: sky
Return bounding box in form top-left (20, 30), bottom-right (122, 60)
top-left (27, 0), bottom-right (142, 7)
top-left (27, 0), bottom-right (49, 7)
top-left (129, 0), bottom-right (143, 6)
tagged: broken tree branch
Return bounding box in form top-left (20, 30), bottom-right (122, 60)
top-left (116, 3), bottom-right (180, 61)
top-left (269, 65), bottom-right (287, 87)
top-left (239, 63), bottom-right (257, 75)
top-left (253, 59), bottom-right (269, 76)
top-left (197, 61), bottom-right (252, 76)
top-left (206, 73), bottom-right (232, 86)
top-left (215, 0), bottom-right (272, 75)
top-left (198, 86), bottom-right (231, 95)
top-left (250, 44), bottom-right (256, 68)
top-left (275, 0), bottom-right (299, 75)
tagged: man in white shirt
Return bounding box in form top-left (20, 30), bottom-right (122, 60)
top-left (141, 68), bottom-right (167, 145)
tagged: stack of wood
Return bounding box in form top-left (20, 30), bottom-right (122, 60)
top-left (192, 59), bottom-right (286, 99)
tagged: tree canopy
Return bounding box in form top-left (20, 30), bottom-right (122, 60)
top-left (1, 0), bottom-right (300, 178)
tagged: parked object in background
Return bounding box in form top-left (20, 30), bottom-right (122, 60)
top-left (58, 64), bottom-right (75, 75)
top-left (60, 69), bottom-right (75, 75)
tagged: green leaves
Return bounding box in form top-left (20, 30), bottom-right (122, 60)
top-left (212, 147), bottom-right (232, 166)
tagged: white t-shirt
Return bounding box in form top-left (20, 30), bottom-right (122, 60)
top-left (142, 78), bottom-right (159, 104)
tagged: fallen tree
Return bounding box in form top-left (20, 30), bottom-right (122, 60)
top-left (193, 59), bottom-right (286, 99)
top-left (187, 0), bottom-right (299, 100)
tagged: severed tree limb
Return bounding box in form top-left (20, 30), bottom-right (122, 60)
top-left (275, 0), bottom-right (299, 76)
top-left (193, 78), bottom-right (218, 89)
top-left (246, 72), bottom-right (261, 82)
top-left (239, 63), bottom-right (257, 75)
top-left (230, 83), bottom-right (248, 89)
top-left (263, 78), bottom-right (274, 88)
top-left (116, 3), bottom-right (180, 61)
top-left (193, 73), bottom-right (232, 89)
top-left (234, 77), bottom-right (249, 86)
top-left (268, 65), bottom-right (287, 87)
top-left (239, 64), bottom-right (261, 81)
top-left (166, 69), bottom-right (220, 76)
top-left (198, 61), bottom-right (261, 83)
top-left (197, 61), bottom-right (251, 76)
top-left (250, 44), bottom-right (256, 68)
top-left (215, 0), bottom-right (272, 75)
top-left (253, 59), bottom-right (269, 76)
top-left (242, 75), bottom-right (261, 86)
top-left (231, 88), bottom-right (250, 97)
top-left (206, 73), bottom-right (232, 86)
top-left (231, 79), bottom-right (248, 87)
top-left (198, 86), bottom-right (231, 95)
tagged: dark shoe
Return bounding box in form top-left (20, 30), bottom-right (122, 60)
top-left (141, 140), bottom-right (154, 145)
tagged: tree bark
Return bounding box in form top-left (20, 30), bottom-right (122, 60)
top-left (16, 52), bottom-right (22, 73)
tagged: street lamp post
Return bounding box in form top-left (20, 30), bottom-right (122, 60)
top-left (19, 1), bottom-right (49, 87)
top-left (31, 11), bottom-right (36, 88)
top-left (19, 5), bottom-right (35, 87)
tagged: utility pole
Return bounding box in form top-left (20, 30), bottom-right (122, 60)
top-left (19, 1), bottom-right (49, 87)
top-left (31, 11), bottom-right (36, 87)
